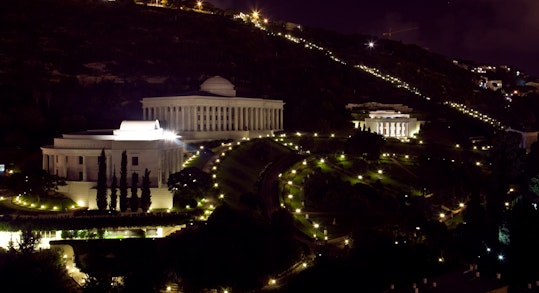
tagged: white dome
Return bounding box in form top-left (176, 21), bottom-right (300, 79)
top-left (200, 76), bottom-right (236, 97)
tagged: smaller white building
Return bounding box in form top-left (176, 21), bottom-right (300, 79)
top-left (352, 110), bottom-right (421, 138)
top-left (506, 128), bottom-right (539, 153)
top-left (41, 120), bottom-right (183, 210)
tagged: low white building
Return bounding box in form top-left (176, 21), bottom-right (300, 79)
top-left (141, 76), bottom-right (285, 142)
top-left (506, 128), bottom-right (539, 153)
top-left (352, 110), bottom-right (421, 138)
top-left (41, 120), bottom-right (183, 210)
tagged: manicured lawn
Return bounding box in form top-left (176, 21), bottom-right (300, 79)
top-left (216, 138), bottom-right (294, 205)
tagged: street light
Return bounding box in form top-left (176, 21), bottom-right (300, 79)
top-left (196, 1), bottom-right (202, 10)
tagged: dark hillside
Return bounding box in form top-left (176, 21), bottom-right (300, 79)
top-left (1, 0), bottom-right (515, 172)
top-left (0, 0), bottom-right (429, 151)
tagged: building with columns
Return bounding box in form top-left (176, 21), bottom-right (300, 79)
top-left (141, 76), bottom-right (285, 142)
top-left (41, 120), bottom-right (182, 210)
top-left (352, 110), bottom-right (421, 138)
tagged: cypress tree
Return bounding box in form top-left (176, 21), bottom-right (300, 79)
top-left (119, 150), bottom-right (128, 212)
top-left (96, 149), bottom-right (108, 210)
top-left (130, 172), bottom-right (139, 212)
top-left (109, 168), bottom-right (118, 211)
top-left (141, 168), bottom-right (152, 212)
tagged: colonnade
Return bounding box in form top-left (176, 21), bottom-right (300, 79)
top-left (142, 104), bottom-right (284, 132)
top-left (375, 121), bottom-right (408, 137)
top-left (42, 151), bottom-right (181, 187)
top-left (42, 153), bottom-right (112, 182)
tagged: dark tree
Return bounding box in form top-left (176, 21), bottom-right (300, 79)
top-left (344, 130), bottom-right (385, 160)
top-left (486, 131), bottom-right (526, 243)
top-left (141, 168), bottom-right (152, 212)
top-left (120, 150), bottom-right (128, 212)
top-left (34, 171), bottom-right (67, 197)
top-left (167, 167), bottom-right (212, 208)
top-left (507, 196), bottom-right (539, 288)
top-left (96, 149), bottom-right (108, 210)
top-left (130, 172), bottom-right (139, 212)
top-left (0, 248), bottom-right (77, 292)
top-left (109, 169), bottom-right (118, 211)
top-left (460, 189), bottom-right (487, 259)
top-left (17, 227), bottom-right (42, 254)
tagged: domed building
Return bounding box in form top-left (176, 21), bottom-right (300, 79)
top-left (141, 76), bottom-right (285, 141)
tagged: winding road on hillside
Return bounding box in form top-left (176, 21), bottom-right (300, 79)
top-left (258, 153), bottom-right (305, 218)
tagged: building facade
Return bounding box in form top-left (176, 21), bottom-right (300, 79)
top-left (352, 110), bottom-right (421, 138)
top-left (141, 76), bottom-right (285, 141)
top-left (41, 120), bottom-right (183, 209)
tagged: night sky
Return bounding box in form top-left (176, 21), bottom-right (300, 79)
top-left (210, 0), bottom-right (539, 77)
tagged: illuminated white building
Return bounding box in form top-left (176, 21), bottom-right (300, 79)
top-left (41, 120), bottom-right (182, 209)
top-left (141, 76), bottom-right (285, 141)
top-left (352, 110), bottom-right (420, 138)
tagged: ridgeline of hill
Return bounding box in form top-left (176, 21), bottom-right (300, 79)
top-left (0, 0), bottom-right (514, 166)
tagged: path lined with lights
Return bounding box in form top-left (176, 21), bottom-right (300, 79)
top-left (233, 11), bottom-right (508, 131)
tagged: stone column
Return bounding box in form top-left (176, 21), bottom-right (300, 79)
top-left (82, 156), bottom-right (87, 181)
top-left (261, 108), bottom-right (265, 130)
top-left (402, 122), bottom-right (407, 137)
top-left (208, 106), bottom-right (212, 131)
top-left (246, 108), bottom-right (249, 130)
top-left (268, 108), bottom-right (272, 129)
top-left (228, 107), bottom-right (232, 131)
top-left (189, 106), bottom-right (195, 131)
top-left (259, 108), bottom-right (263, 130)
top-left (239, 107), bottom-right (244, 130)
top-left (42, 155), bottom-right (48, 172)
top-left (281, 109), bottom-right (285, 129)
top-left (51, 155), bottom-right (56, 175)
top-left (250, 107), bottom-right (254, 130)
top-left (179, 106), bottom-right (184, 131)
top-left (275, 108), bottom-right (279, 129)
top-left (176, 106), bottom-right (180, 132)
top-left (270, 108), bottom-right (274, 129)
top-left (263, 108), bottom-right (267, 130)
top-left (215, 106), bottom-right (220, 131)
top-left (202, 106), bottom-right (207, 131)
top-left (210, 106), bottom-right (214, 131)
top-left (233, 107), bottom-right (238, 131)
top-left (224, 107), bottom-right (229, 131)
top-left (184, 107), bottom-right (189, 131)
top-left (256, 108), bottom-right (260, 130)
top-left (63, 156), bottom-right (68, 178)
